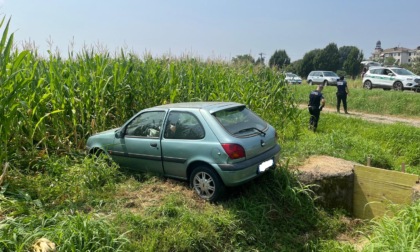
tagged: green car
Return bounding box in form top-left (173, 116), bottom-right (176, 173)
top-left (86, 102), bottom-right (280, 201)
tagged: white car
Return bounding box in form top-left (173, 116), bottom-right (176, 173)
top-left (360, 61), bottom-right (382, 70)
top-left (284, 73), bottom-right (302, 84)
top-left (362, 67), bottom-right (420, 91)
top-left (307, 71), bottom-right (339, 86)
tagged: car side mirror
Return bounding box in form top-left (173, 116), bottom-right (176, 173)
top-left (115, 129), bottom-right (124, 138)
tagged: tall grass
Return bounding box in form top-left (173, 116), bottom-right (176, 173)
top-left (363, 200), bottom-right (420, 251)
top-left (1, 15), bottom-right (299, 169)
top-left (290, 83), bottom-right (420, 117)
top-left (0, 212), bottom-right (131, 251)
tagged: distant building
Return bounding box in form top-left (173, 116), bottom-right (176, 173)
top-left (370, 40), bottom-right (420, 64)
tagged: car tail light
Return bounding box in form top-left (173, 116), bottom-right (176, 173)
top-left (221, 143), bottom-right (246, 159)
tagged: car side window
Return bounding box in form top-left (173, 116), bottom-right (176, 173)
top-left (382, 69), bottom-right (391, 75)
top-left (164, 111), bottom-right (205, 140)
top-left (125, 111), bottom-right (165, 138)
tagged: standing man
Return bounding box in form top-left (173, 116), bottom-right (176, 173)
top-left (308, 85), bottom-right (325, 132)
top-left (336, 76), bottom-right (349, 114)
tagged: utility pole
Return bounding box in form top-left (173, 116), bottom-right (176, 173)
top-left (259, 52), bottom-right (265, 61)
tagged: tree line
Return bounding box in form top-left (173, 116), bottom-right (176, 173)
top-left (232, 43), bottom-right (364, 79)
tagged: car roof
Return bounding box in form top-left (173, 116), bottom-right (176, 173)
top-left (310, 70), bottom-right (334, 73)
top-left (361, 61), bottom-right (381, 65)
top-left (369, 66), bottom-right (402, 70)
top-left (152, 102), bottom-right (244, 113)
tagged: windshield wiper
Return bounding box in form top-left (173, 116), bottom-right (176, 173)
top-left (234, 127), bottom-right (266, 136)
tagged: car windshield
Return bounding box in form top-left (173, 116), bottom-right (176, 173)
top-left (392, 68), bottom-right (415, 76)
top-left (212, 106), bottom-right (267, 136)
top-left (324, 72), bottom-right (338, 77)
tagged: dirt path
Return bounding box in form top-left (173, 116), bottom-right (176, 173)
top-left (299, 105), bottom-right (420, 128)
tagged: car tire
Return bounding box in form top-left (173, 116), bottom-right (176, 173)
top-left (308, 80), bottom-right (313, 85)
top-left (363, 80), bottom-right (372, 90)
top-left (323, 80), bottom-right (328, 86)
top-left (190, 166), bottom-right (225, 202)
top-left (415, 88), bottom-right (420, 93)
top-left (89, 148), bottom-right (113, 166)
top-left (393, 82), bottom-right (404, 91)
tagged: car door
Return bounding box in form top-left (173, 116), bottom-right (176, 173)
top-left (382, 68), bottom-right (395, 87)
top-left (160, 111), bottom-right (206, 179)
top-left (110, 110), bottom-right (166, 174)
top-left (313, 71), bottom-right (322, 84)
top-left (368, 68), bottom-right (382, 87)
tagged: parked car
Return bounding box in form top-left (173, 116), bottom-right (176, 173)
top-left (362, 67), bottom-right (420, 91)
top-left (284, 72), bottom-right (302, 84)
top-left (360, 60), bottom-right (382, 70)
top-left (360, 61), bottom-right (382, 78)
top-left (307, 71), bottom-right (340, 86)
top-left (86, 102), bottom-right (280, 201)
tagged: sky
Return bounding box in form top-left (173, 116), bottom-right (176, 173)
top-left (1, 0), bottom-right (420, 62)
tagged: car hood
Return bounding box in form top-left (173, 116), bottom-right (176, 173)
top-left (86, 127), bottom-right (120, 150)
top-left (92, 128), bottom-right (120, 136)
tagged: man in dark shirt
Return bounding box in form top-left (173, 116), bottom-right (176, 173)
top-left (336, 76), bottom-right (349, 114)
top-left (308, 85), bottom-right (326, 132)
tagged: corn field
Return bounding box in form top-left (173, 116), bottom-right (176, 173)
top-left (0, 16), bottom-right (300, 170)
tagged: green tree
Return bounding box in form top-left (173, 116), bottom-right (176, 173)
top-left (299, 49), bottom-right (321, 78)
top-left (314, 43), bottom-right (339, 71)
top-left (384, 56), bottom-right (397, 66)
top-left (268, 50), bottom-right (290, 69)
top-left (338, 46), bottom-right (353, 70)
top-left (285, 59), bottom-right (302, 74)
top-left (232, 54), bottom-right (255, 65)
top-left (338, 46), bottom-right (363, 70)
top-left (343, 47), bottom-right (364, 79)
top-left (255, 57), bottom-right (265, 66)
top-left (408, 57), bottom-right (420, 75)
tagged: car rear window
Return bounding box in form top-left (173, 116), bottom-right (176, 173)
top-left (212, 106), bottom-right (268, 136)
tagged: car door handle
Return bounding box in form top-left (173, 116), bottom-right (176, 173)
top-left (150, 143), bottom-right (158, 148)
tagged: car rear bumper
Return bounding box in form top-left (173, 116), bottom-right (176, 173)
top-left (216, 144), bottom-right (280, 186)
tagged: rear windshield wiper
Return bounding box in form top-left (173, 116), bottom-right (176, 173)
top-left (234, 127), bottom-right (266, 136)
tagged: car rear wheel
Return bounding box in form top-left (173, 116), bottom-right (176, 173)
top-left (363, 80), bottom-right (372, 90)
top-left (190, 166), bottom-right (225, 202)
top-left (393, 82), bottom-right (403, 91)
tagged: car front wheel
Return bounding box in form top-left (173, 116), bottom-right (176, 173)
top-left (323, 80), bottom-right (328, 86)
top-left (308, 80), bottom-right (313, 85)
top-left (393, 82), bottom-right (404, 91)
top-left (363, 80), bottom-right (372, 90)
top-left (190, 166), bottom-right (225, 202)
